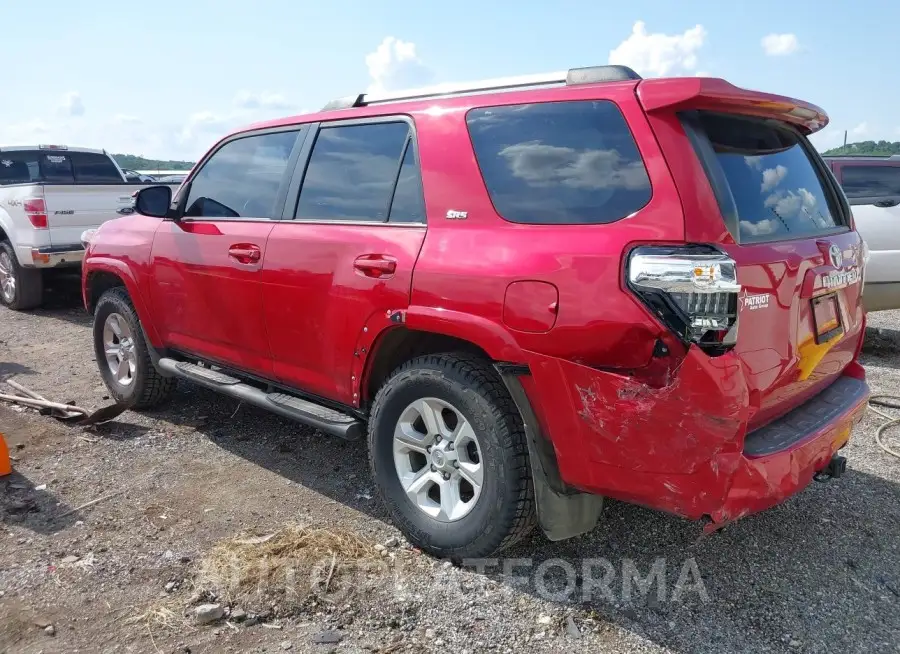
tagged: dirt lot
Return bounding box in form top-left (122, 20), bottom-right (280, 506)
top-left (1, 277), bottom-right (899, 654)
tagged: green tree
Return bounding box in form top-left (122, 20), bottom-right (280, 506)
top-left (823, 141), bottom-right (900, 156)
top-left (112, 154), bottom-right (195, 171)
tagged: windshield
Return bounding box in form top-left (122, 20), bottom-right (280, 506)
top-left (684, 111), bottom-right (844, 243)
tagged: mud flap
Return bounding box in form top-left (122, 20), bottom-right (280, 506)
top-left (496, 365), bottom-right (604, 541)
top-left (141, 324), bottom-right (174, 377)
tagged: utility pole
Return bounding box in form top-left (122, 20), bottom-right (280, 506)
top-left (843, 130), bottom-right (848, 147)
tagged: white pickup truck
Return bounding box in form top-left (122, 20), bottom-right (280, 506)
top-left (0, 145), bottom-right (145, 310)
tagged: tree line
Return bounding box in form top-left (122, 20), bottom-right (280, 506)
top-left (823, 141), bottom-right (900, 156)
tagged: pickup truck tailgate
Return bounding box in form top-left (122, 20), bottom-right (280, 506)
top-left (43, 185), bottom-right (136, 247)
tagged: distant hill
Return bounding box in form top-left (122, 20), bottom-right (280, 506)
top-left (823, 141), bottom-right (900, 156)
top-left (112, 154), bottom-right (195, 171)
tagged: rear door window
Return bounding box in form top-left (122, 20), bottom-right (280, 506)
top-left (70, 152), bottom-right (123, 183)
top-left (839, 164), bottom-right (900, 202)
top-left (388, 140), bottom-right (426, 223)
top-left (466, 100), bottom-right (651, 225)
top-left (683, 111), bottom-right (844, 243)
top-left (0, 151), bottom-right (75, 185)
top-left (295, 121), bottom-right (415, 222)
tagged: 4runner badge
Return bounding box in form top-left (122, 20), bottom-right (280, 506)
top-left (821, 268), bottom-right (860, 289)
top-left (739, 290), bottom-right (770, 311)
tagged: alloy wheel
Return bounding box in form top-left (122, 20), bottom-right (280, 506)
top-left (392, 397), bottom-right (484, 522)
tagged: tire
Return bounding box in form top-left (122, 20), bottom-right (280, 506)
top-left (368, 353), bottom-right (536, 558)
top-left (92, 286), bottom-right (176, 409)
top-left (0, 240), bottom-right (43, 310)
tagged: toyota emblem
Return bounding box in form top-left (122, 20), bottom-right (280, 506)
top-left (829, 244), bottom-right (843, 269)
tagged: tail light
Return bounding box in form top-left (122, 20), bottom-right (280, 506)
top-left (24, 198), bottom-right (48, 229)
top-left (627, 245), bottom-right (741, 356)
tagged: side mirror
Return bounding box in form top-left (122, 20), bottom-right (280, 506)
top-left (134, 185), bottom-right (173, 218)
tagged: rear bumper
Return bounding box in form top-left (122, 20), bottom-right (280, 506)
top-left (709, 374), bottom-right (867, 526)
top-left (520, 348), bottom-right (869, 526)
top-left (23, 245), bottom-right (84, 269)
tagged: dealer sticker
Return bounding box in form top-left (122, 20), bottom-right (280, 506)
top-left (739, 291), bottom-right (770, 311)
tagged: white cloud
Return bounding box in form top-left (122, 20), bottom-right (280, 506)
top-left (760, 164), bottom-right (788, 192)
top-left (851, 121), bottom-right (868, 136)
top-left (608, 21), bottom-right (707, 77)
top-left (693, 70), bottom-right (713, 77)
top-left (365, 37), bottom-right (433, 93)
top-left (497, 142), bottom-right (650, 191)
top-left (740, 219), bottom-right (779, 236)
top-left (761, 33), bottom-right (799, 56)
top-left (112, 114), bottom-right (141, 125)
top-left (233, 90), bottom-right (295, 111)
top-left (60, 91), bottom-right (85, 117)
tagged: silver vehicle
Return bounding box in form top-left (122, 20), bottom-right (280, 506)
top-left (0, 145), bottom-right (144, 310)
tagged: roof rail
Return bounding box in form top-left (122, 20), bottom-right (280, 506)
top-left (322, 65), bottom-right (642, 111)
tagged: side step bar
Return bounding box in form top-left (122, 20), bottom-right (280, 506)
top-left (157, 358), bottom-right (364, 441)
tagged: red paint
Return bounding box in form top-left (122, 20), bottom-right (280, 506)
top-left (262, 222), bottom-right (426, 403)
top-left (149, 220), bottom-right (276, 377)
top-left (502, 281), bottom-right (559, 333)
top-left (83, 73), bottom-right (869, 532)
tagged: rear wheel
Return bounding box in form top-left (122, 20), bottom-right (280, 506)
top-left (368, 353), bottom-right (535, 558)
top-left (92, 287), bottom-right (176, 408)
top-left (0, 240), bottom-right (43, 310)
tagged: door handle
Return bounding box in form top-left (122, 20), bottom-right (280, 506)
top-left (228, 243), bottom-right (261, 265)
top-left (354, 255), bottom-right (397, 278)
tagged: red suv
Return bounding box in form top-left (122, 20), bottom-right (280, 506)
top-left (82, 65), bottom-right (869, 557)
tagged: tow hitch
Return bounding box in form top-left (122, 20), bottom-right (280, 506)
top-left (814, 455), bottom-right (847, 482)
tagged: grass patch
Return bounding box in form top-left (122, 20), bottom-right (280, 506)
top-left (196, 525), bottom-right (386, 614)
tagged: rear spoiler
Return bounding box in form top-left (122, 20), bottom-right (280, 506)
top-left (636, 77), bottom-right (828, 134)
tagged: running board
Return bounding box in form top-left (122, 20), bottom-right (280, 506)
top-left (157, 358), bottom-right (364, 440)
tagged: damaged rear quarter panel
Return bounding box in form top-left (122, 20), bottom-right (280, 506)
top-left (526, 347), bottom-right (751, 515)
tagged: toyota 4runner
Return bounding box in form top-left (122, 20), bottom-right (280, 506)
top-left (82, 65), bottom-right (869, 557)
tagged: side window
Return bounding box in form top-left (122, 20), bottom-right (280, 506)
top-left (840, 164), bottom-right (900, 200)
top-left (70, 152), bottom-right (123, 183)
top-left (388, 140), bottom-right (425, 223)
top-left (466, 101), bottom-right (651, 225)
top-left (295, 121), bottom-right (413, 222)
top-left (185, 130), bottom-right (299, 219)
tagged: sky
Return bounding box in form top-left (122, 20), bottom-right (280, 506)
top-left (1, 0), bottom-right (896, 161)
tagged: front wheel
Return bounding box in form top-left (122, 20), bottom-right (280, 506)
top-left (368, 354), bottom-right (535, 558)
top-left (92, 287), bottom-right (176, 409)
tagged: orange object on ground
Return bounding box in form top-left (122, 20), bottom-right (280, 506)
top-left (0, 432), bottom-right (11, 476)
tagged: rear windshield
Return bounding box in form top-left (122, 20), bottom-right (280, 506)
top-left (466, 100), bottom-right (651, 225)
top-left (0, 151), bottom-right (72, 185)
top-left (684, 112), bottom-right (843, 243)
top-left (0, 150), bottom-right (122, 185)
top-left (839, 164), bottom-right (900, 200)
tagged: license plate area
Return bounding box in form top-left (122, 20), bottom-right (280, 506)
top-left (812, 293), bottom-right (843, 343)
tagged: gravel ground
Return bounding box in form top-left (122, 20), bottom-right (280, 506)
top-left (1, 277), bottom-right (898, 654)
